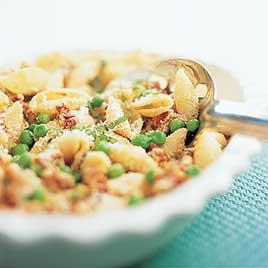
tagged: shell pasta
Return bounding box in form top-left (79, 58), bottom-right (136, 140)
top-left (0, 51), bottom-right (227, 214)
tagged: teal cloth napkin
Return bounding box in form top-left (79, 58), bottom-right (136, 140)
top-left (138, 143), bottom-right (268, 267)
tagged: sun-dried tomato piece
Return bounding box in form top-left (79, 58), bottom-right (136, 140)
top-left (56, 104), bottom-right (77, 129)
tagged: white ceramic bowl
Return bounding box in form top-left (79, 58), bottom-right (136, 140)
top-left (0, 55), bottom-right (261, 268)
top-left (0, 135), bottom-right (260, 268)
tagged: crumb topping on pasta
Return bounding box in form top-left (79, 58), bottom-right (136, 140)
top-left (0, 51), bottom-right (227, 214)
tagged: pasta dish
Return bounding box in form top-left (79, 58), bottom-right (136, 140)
top-left (0, 51), bottom-right (227, 213)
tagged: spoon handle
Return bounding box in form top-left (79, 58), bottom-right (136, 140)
top-left (204, 100), bottom-right (268, 140)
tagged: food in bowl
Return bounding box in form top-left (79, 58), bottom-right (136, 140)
top-left (0, 51), bottom-right (227, 213)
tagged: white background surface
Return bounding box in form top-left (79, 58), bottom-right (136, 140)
top-left (0, 0), bottom-right (267, 101)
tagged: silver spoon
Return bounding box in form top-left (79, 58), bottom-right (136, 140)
top-left (117, 58), bottom-right (268, 140)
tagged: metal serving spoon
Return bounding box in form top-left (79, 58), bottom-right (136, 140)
top-left (117, 58), bottom-right (268, 140)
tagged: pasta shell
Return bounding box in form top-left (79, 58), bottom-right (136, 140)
top-left (109, 142), bottom-right (157, 173)
top-left (100, 50), bottom-right (160, 86)
top-left (66, 62), bottom-right (99, 88)
top-left (106, 96), bottom-right (132, 138)
top-left (35, 52), bottom-right (73, 72)
top-left (148, 74), bottom-right (168, 90)
top-left (0, 91), bottom-right (9, 112)
top-left (107, 172), bottom-right (144, 196)
top-left (81, 151), bottom-right (111, 174)
top-left (163, 128), bottom-right (187, 158)
top-left (0, 67), bottom-right (50, 96)
top-left (29, 88), bottom-right (90, 115)
top-left (151, 177), bottom-right (176, 195)
top-left (108, 132), bottom-right (131, 145)
top-left (0, 128), bottom-right (8, 148)
top-left (132, 93), bottom-right (174, 117)
top-left (72, 107), bottom-right (95, 127)
top-left (46, 71), bottom-right (64, 89)
top-left (131, 118), bottom-right (144, 136)
top-left (86, 192), bottom-right (126, 213)
top-left (3, 102), bottom-right (24, 149)
top-left (54, 130), bottom-right (93, 168)
top-left (194, 130), bottom-right (227, 168)
top-left (174, 68), bottom-right (199, 120)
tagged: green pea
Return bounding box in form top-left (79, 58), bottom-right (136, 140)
top-left (60, 165), bottom-right (73, 175)
top-left (17, 152), bottom-right (32, 169)
top-left (186, 119), bottom-right (200, 132)
top-left (12, 155), bottom-right (21, 164)
top-left (108, 163), bottom-right (125, 179)
top-left (73, 170), bottom-right (82, 183)
top-left (185, 165), bottom-right (200, 177)
top-left (151, 130), bottom-right (166, 145)
top-left (37, 113), bottom-right (50, 124)
top-left (34, 124), bottom-right (48, 138)
top-left (93, 141), bottom-right (110, 155)
top-left (28, 187), bottom-right (46, 201)
top-left (169, 119), bottom-right (185, 133)
top-left (12, 144), bottom-right (29, 156)
top-left (145, 169), bottom-right (155, 184)
top-left (20, 130), bottom-right (35, 147)
top-left (128, 195), bottom-right (145, 206)
top-left (90, 95), bottom-right (104, 108)
top-left (28, 123), bottom-right (38, 132)
top-left (31, 163), bottom-right (43, 177)
top-left (131, 134), bottom-right (151, 150)
top-left (60, 165), bottom-right (82, 183)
